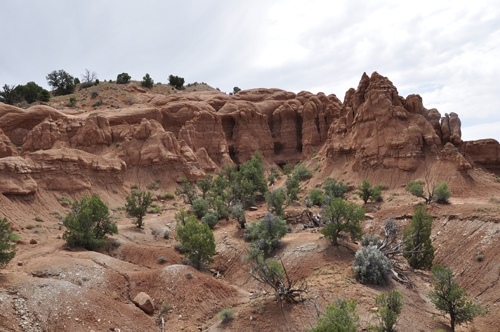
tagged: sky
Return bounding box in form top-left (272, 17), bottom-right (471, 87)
top-left (1, 0), bottom-right (499, 141)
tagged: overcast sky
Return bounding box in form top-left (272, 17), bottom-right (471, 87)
top-left (1, 0), bottom-right (499, 141)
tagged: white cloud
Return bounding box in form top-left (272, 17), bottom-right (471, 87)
top-left (462, 122), bottom-right (500, 142)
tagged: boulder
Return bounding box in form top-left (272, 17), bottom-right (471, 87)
top-left (133, 292), bottom-right (155, 315)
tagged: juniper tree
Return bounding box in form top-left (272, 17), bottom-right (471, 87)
top-left (403, 205), bottom-right (435, 269)
top-left (321, 198), bottom-right (365, 246)
top-left (63, 194), bottom-right (118, 250)
top-left (125, 190), bottom-right (152, 228)
top-left (428, 264), bottom-right (489, 331)
top-left (0, 217), bottom-right (16, 268)
top-left (176, 215), bottom-right (216, 269)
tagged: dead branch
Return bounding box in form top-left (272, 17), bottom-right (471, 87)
top-left (242, 248), bottom-right (308, 307)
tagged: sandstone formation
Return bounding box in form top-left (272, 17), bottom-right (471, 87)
top-left (1, 72), bottom-right (499, 197)
top-left (463, 139), bottom-right (500, 172)
top-left (0, 128), bottom-right (17, 158)
top-left (321, 72), bottom-right (472, 172)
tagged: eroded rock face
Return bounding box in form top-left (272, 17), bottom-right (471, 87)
top-left (324, 72), bottom-right (443, 171)
top-left (71, 114), bottom-right (112, 149)
top-left (0, 73), bottom-right (488, 198)
top-left (0, 128), bottom-right (17, 158)
top-left (439, 142), bottom-right (472, 170)
top-left (178, 111), bottom-right (232, 166)
top-left (0, 157), bottom-right (37, 194)
top-left (301, 93), bottom-right (341, 156)
top-left (463, 139), bottom-right (500, 167)
top-left (224, 109), bottom-right (274, 164)
top-left (0, 104), bottom-right (68, 146)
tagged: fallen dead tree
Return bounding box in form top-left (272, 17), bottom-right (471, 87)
top-left (364, 218), bottom-right (426, 287)
top-left (285, 209), bottom-right (324, 228)
top-left (242, 247), bottom-right (308, 306)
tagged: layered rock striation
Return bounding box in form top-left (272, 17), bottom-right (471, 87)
top-left (1, 71), bottom-right (498, 196)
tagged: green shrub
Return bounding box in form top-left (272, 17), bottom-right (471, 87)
top-left (323, 178), bottom-right (348, 200)
top-left (125, 191), bottom-right (152, 227)
top-left (91, 91), bottom-right (99, 99)
top-left (151, 228), bottom-right (158, 235)
top-left (94, 79), bottom-right (99, 85)
top-left (230, 202), bottom-right (246, 229)
top-left (321, 199), bottom-right (364, 246)
top-left (112, 240), bottom-right (121, 247)
top-left (285, 173), bottom-right (300, 203)
top-left (433, 182), bottom-right (451, 204)
top-left (14, 81), bottom-right (43, 103)
top-left (355, 179), bottom-right (380, 203)
top-left (313, 163), bottom-right (320, 171)
top-left (196, 174), bottom-right (213, 200)
top-left (428, 264), bottom-right (489, 331)
top-left (308, 298), bottom-right (359, 332)
top-left (63, 194), bottom-right (118, 250)
top-left (147, 182), bottom-right (159, 190)
top-left (192, 199), bottom-right (209, 218)
top-left (244, 213), bottom-right (287, 253)
top-left (92, 100), bottom-right (102, 107)
top-left (361, 234), bottom-right (382, 247)
top-left (0, 217), bottom-right (16, 268)
top-left (202, 210), bottom-right (219, 230)
top-left (46, 69), bottom-right (76, 96)
top-left (219, 308), bottom-right (234, 323)
top-left (309, 189), bottom-right (325, 206)
top-left (175, 178), bottom-right (197, 205)
top-left (37, 89), bottom-right (51, 102)
top-left (163, 229), bottom-right (170, 239)
top-left (58, 196), bottom-right (72, 206)
top-left (312, 152), bottom-right (317, 158)
top-left (131, 183), bottom-right (138, 189)
top-left (148, 203), bottom-right (161, 214)
top-left (158, 256), bottom-right (166, 264)
top-left (26, 224), bottom-right (35, 230)
top-left (293, 164), bottom-right (313, 180)
top-left (353, 246), bottom-right (391, 285)
top-left (158, 193), bottom-right (175, 200)
top-left (68, 96), bottom-right (77, 107)
top-left (283, 162), bottom-right (293, 175)
top-left (232, 151), bottom-right (268, 207)
top-left (116, 73), bottom-right (131, 84)
top-left (174, 243), bottom-right (184, 253)
top-left (403, 206), bottom-right (435, 269)
top-left (176, 215), bottom-right (216, 269)
top-left (35, 216), bottom-right (43, 222)
top-left (186, 271), bottom-right (193, 279)
top-left (113, 189), bottom-right (118, 194)
top-left (369, 290), bottom-right (404, 332)
top-left (81, 82), bottom-right (93, 89)
top-left (141, 73), bottom-right (154, 89)
top-left (266, 187), bottom-right (286, 218)
top-left (168, 75), bottom-right (185, 89)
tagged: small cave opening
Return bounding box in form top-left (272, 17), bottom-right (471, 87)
top-left (274, 142), bottom-right (284, 155)
top-left (222, 117), bottom-right (235, 141)
top-left (296, 116), bottom-right (303, 153)
top-left (229, 146), bottom-right (237, 163)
